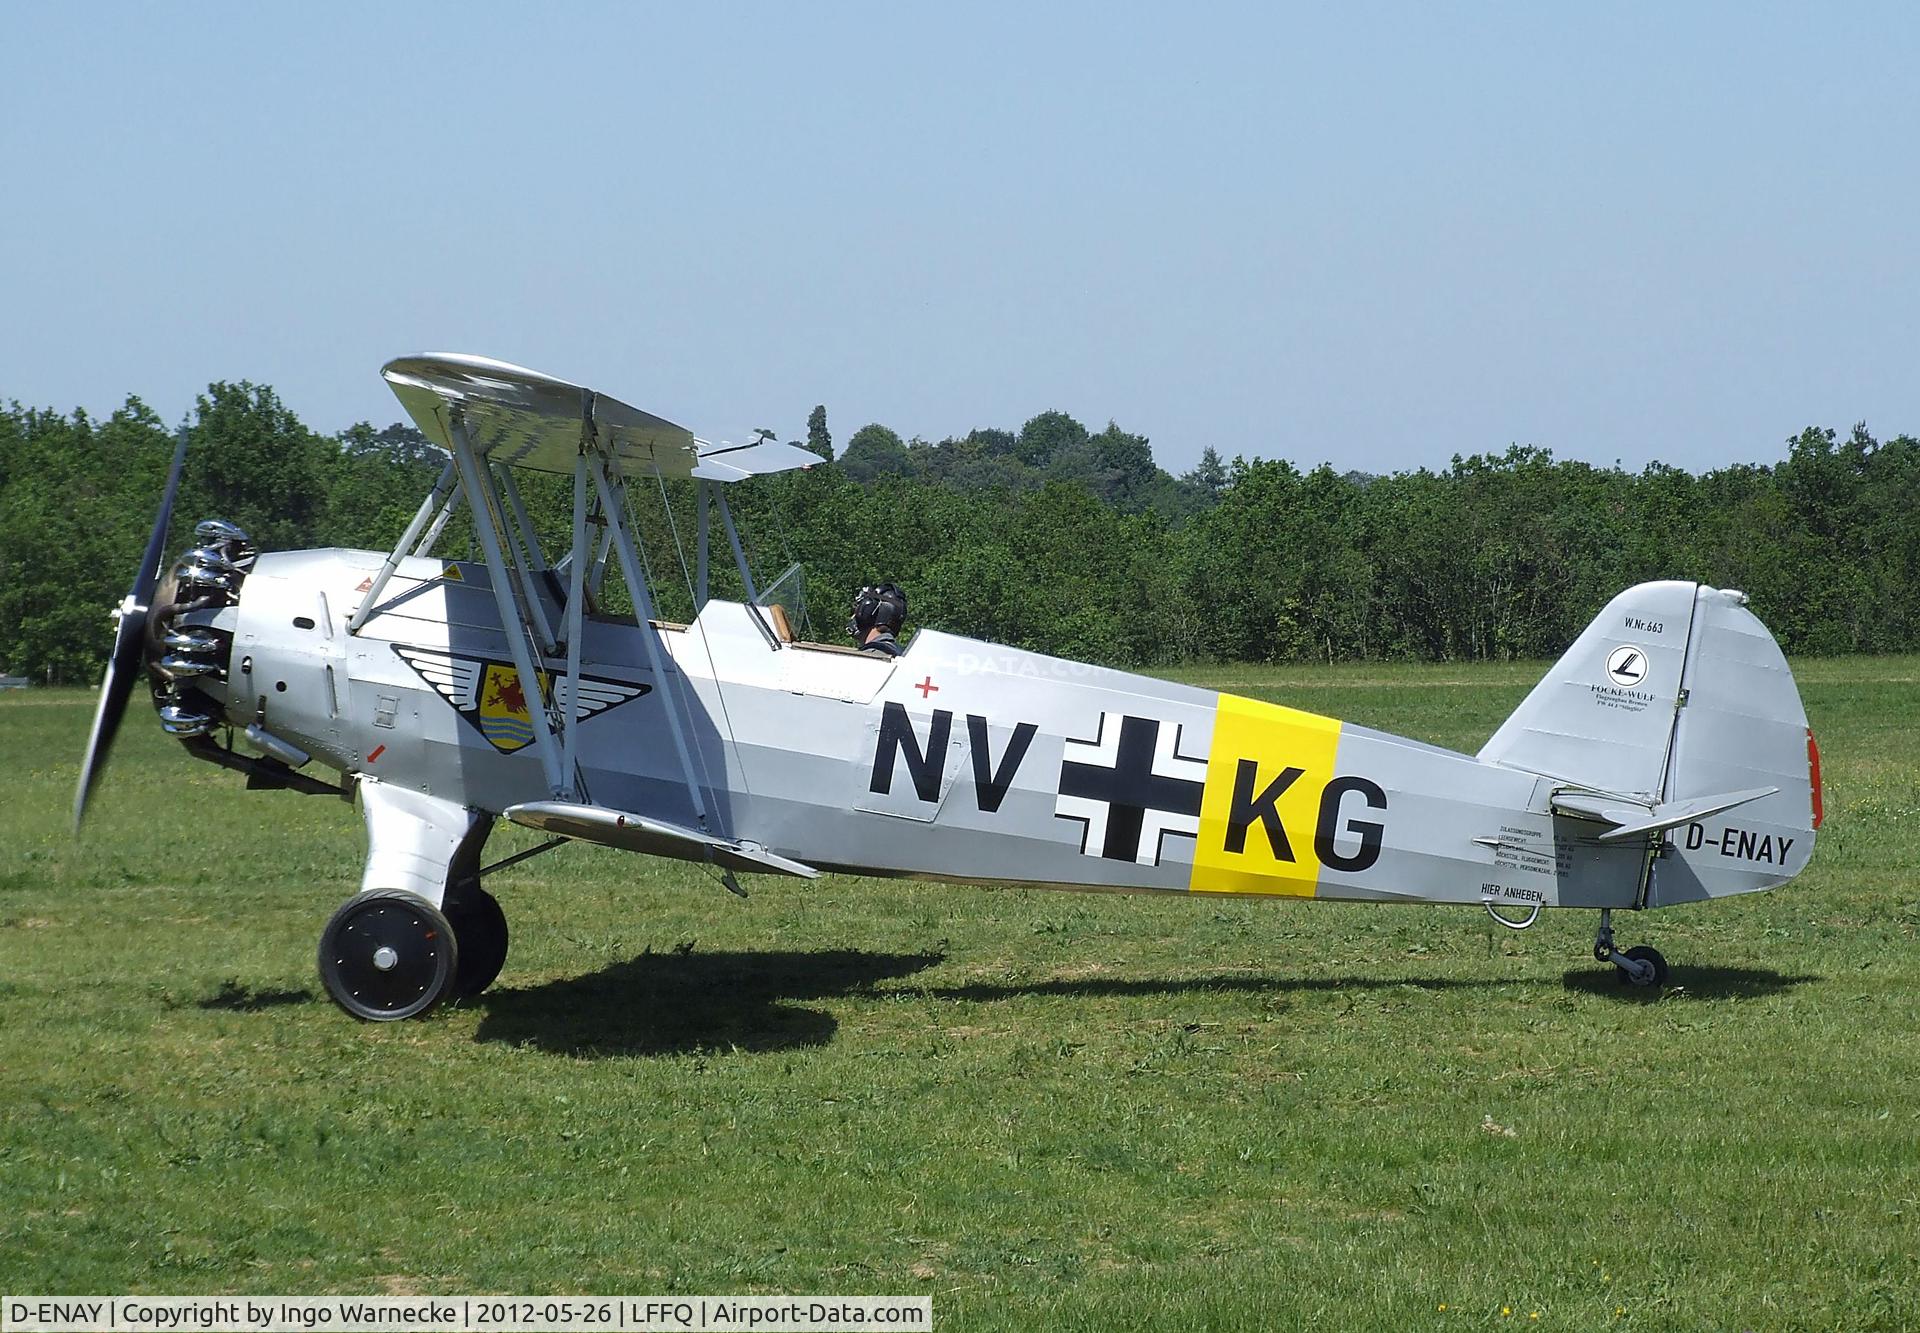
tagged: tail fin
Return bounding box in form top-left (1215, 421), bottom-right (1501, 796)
top-left (1478, 581), bottom-right (1818, 902)
top-left (1478, 580), bottom-right (1700, 801)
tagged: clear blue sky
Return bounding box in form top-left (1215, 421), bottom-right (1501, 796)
top-left (3, 3), bottom-right (1914, 474)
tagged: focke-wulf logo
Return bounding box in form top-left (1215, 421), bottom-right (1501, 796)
top-left (1605, 644), bottom-right (1649, 688)
top-left (394, 646), bottom-right (651, 754)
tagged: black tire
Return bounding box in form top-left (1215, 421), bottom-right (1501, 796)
top-left (444, 885), bottom-right (509, 999)
top-left (317, 890), bottom-right (459, 1021)
top-left (1618, 944), bottom-right (1669, 988)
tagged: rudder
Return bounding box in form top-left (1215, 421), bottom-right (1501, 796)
top-left (1651, 586), bottom-right (1818, 903)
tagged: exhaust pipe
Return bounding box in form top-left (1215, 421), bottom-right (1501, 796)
top-left (244, 724), bottom-right (311, 769)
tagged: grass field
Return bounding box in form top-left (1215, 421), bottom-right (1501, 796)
top-left (2, 659), bottom-right (1916, 1330)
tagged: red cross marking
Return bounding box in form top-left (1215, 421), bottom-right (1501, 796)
top-left (914, 676), bottom-right (939, 699)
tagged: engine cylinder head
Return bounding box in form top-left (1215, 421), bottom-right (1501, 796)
top-left (157, 704), bottom-right (214, 737)
top-left (173, 560), bottom-right (240, 597)
top-left (193, 519), bottom-right (257, 569)
top-left (160, 628), bottom-right (221, 655)
top-left (180, 546), bottom-right (241, 575)
top-left (147, 523), bottom-right (250, 741)
top-left (158, 653), bottom-right (219, 678)
top-left (194, 519), bottom-right (250, 545)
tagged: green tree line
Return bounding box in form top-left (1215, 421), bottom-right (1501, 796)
top-left (2, 381), bottom-right (1914, 682)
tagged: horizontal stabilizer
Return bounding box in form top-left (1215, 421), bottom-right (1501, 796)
top-left (504, 800), bottom-right (821, 878)
top-left (1552, 786), bottom-right (1778, 842)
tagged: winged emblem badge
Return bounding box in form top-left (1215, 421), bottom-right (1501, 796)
top-left (394, 646), bottom-right (651, 754)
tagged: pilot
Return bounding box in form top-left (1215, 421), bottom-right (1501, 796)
top-left (850, 583), bottom-right (908, 657)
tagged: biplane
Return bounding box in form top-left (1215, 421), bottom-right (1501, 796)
top-left (75, 355), bottom-right (1822, 1018)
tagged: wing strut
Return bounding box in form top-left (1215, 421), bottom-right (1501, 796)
top-left (449, 408), bottom-right (568, 796)
top-left (498, 468), bottom-right (549, 571)
top-left (494, 465), bottom-right (560, 654)
top-left (588, 452), bottom-right (711, 831)
top-left (712, 486), bottom-right (780, 648)
top-left (414, 479), bottom-right (461, 557)
top-left (560, 453), bottom-right (589, 791)
top-left (714, 488), bottom-right (760, 604)
top-left (695, 479), bottom-right (710, 609)
top-left (587, 522), bottom-right (614, 596)
top-left (347, 457), bottom-right (456, 635)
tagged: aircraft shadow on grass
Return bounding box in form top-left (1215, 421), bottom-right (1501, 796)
top-left (469, 948), bottom-right (946, 1057)
top-left (197, 981), bottom-right (317, 1010)
top-left (1557, 965), bottom-right (1817, 1002)
top-left (470, 956), bottom-right (1346, 1056)
top-left (188, 955), bottom-right (1818, 1048)
top-left (919, 973), bottom-right (1476, 1003)
top-left (465, 954), bottom-right (1819, 1058)
top-left (932, 966), bottom-right (1817, 1007)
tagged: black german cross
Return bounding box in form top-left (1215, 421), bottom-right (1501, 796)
top-left (1057, 713), bottom-right (1205, 862)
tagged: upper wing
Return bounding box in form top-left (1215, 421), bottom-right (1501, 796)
top-left (382, 353), bottom-right (809, 483)
top-left (692, 437), bottom-right (823, 481)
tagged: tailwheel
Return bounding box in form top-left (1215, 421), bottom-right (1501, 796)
top-left (1616, 944), bottom-right (1669, 988)
top-left (444, 884), bottom-right (509, 999)
top-left (318, 890), bottom-right (459, 1021)
top-left (1593, 908), bottom-right (1669, 989)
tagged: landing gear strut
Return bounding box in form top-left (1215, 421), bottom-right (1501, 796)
top-left (1593, 908), bottom-right (1668, 988)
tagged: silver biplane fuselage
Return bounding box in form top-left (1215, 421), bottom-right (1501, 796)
top-left (80, 355), bottom-right (1823, 1019)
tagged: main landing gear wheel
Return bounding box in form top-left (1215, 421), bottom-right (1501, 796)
top-left (443, 885), bottom-right (509, 1000)
top-left (318, 890), bottom-right (459, 1021)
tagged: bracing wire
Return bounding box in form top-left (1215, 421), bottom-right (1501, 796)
top-left (619, 483), bottom-right (659, 611)
top-left (619, 480), bottom-right (720, 797)
top-left (655, 471), bottom-right (699, 614)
